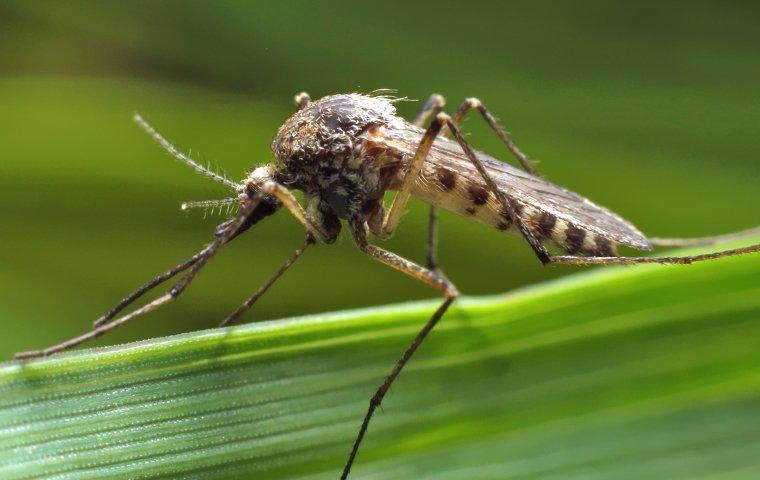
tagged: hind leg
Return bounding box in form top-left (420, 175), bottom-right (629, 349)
top-left (649, 226), bottom-right (760, 247)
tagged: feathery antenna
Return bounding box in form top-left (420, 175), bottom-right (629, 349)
top-left (181, 197), bottom-right (240, 211)
top-left (133, 113), bottom-right (240, 190)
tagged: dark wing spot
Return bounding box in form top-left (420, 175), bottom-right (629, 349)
top-left (467, 184), bottom-right (489, 206)
top-left (436, 167), bottom-right (457, 191)
top-left (536, 212), bottom-right (557, 238)
top-left (564, 224), bottom-right (587, 254)
top-left (465, 207), bottom-right (477, 215)
top-left (593, 236), bottom-right (616, 257)
top-left (497, 221), bottom-right (510, 231)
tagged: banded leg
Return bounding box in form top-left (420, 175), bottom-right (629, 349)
top-left (341, 221), bottom-right (458, 480)
top-left (413, 94), bottom-right (446, 270)
top-left (449, 97), bottom-right (538, 175)
top-left (14, 197), bottom-right (262, 359)
top-left (220, 234), bottom-right (315, 327)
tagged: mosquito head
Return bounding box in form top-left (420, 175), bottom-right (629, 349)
top-left (230, 194), bottom-right (280, 237)
top-left (271, 93), bottom-right (399, 175)
top-left (182, 163), bottom-right (281, 240)
top-left (204, 163), bottom-right (283, 239)
top-left (244, 162), bottom-right (283, 208)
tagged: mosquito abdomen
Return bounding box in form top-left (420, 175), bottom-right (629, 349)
top-left (525, 211), bottom-right (619, 256)
top-left (412, 166), bottom-right (618, 256)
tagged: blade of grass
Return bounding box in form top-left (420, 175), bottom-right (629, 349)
top-left (1, 244), bottom-right (759, 480)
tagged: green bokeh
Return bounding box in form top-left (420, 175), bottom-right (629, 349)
top-left (1, 1), bottom-right (759, 359)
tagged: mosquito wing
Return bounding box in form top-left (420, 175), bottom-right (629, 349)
top-left (381, 123), bottom-right (651, 251)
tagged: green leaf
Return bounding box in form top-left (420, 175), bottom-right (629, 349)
top-left (2, 246), bottom-right (759, 480)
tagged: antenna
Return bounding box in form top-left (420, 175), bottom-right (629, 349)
top-left (180, 197), bottom-right (240, 211)
top-left (133, 113), bottom-right (239, 190)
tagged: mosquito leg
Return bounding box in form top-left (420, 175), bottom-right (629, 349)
top-left (15, 198), bottom-right (261, 360)
top-left (426, 206), bottom-right (440, 271)
top-left (550, 243), bottom-right (760, 266)
top-left (449, 97), bottom-right (538, 175)
top-left (382, 113), bottom-right (445, 236)
top-left (260, 181), bottom-right (333, 242)
top-left (413, 94), bottom-right (447, 270)
top-left (91, 247), bottom-right (207, 328)
top-left (341, 222), bottom-right (458, 479)
top-left (413, 93), bottom-right (446, 126)
top-left (441, 113), bottom-right (552, 264)
top-left (219, 234), bottom-right (315, 327)
top-left (649, 225), bottom-right (760, 247)
top-left (91, 207), bottom-right (259, 329)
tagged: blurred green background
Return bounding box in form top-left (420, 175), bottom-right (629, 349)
top-left (1, 0), bottom-right (758, 359)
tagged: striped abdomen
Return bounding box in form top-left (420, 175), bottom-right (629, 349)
top-left (364, 114), bottom-right (649, 256)
top-left (409, 164), bottom-right (618, 257)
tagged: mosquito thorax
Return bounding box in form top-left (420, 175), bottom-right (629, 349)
top-left (270, 94), bottom-right (404, 219)
top-left (271, 94), bottom-right (399, 172)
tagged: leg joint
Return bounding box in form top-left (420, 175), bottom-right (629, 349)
top-left (465, 97), bottom-right (482, 109)
top-left (443, 283), bottom-right (459, 299)
top-left (357, 241), bottom-right (372, 255)
top-left (434, 111), bottom-right (452, 126)
top-left (430, 93), bottom-right (446, 108)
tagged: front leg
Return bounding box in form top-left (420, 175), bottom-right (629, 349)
top-left (15, 195), bottom-right (264, 359)
top-left (261, 181), bottom-right (338, 243)
top-left (449, 97), bottom-right (538, 175)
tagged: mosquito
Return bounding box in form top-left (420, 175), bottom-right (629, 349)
top-left (15, 91), bottom-right (760, 479)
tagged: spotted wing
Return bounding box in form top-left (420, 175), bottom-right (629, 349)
top-left (384, 123), bottom-right (652, 250)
